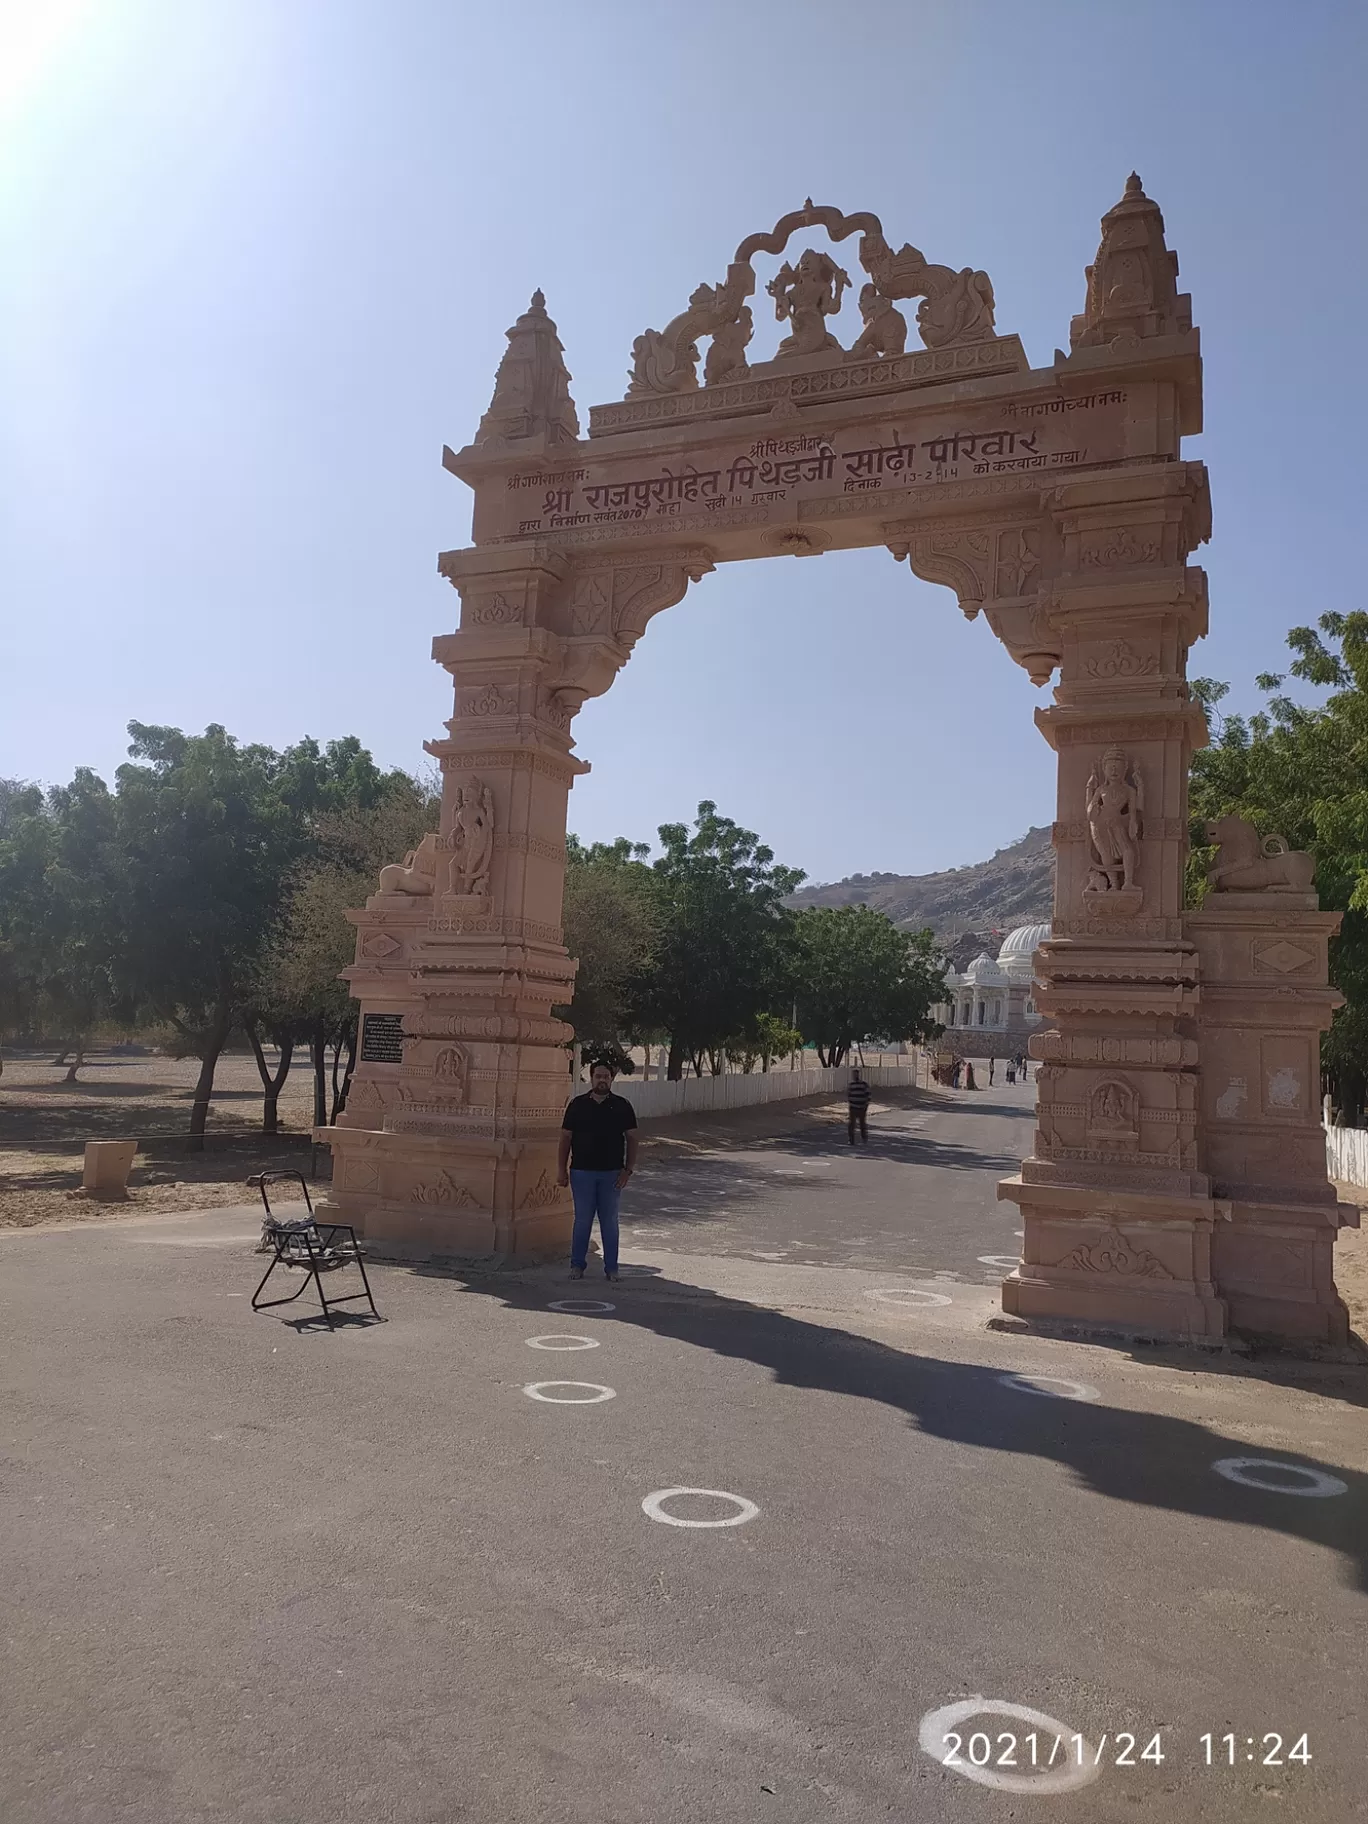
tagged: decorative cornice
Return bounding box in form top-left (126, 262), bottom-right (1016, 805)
top-left (589, 338), bottom-right (1028, 437)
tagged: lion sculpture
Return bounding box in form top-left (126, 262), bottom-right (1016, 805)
top-left (1205, 815), bottom-right (1316, 892)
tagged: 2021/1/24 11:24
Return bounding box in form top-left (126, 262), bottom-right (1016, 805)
top-left (1201, 1733), bottom-right (1312, 1766)
top-left (941, 1731), bottom-right (1313, 1771)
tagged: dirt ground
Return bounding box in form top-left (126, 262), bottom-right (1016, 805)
top-left (0, 1047), bottom-right (324, 1229)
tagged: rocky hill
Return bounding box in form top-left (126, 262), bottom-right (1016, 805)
top-left (792, 826), bottom-right (1054, 963)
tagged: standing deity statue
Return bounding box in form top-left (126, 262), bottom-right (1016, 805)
top-left (766, 249), bottom-right (851, 358)
top-left (448, 778), bottom-right (495, 898)
top-left (1085, 748), bottom-right (1144, 892)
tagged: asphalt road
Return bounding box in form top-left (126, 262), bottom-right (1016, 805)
top-left (3, 1083), bottom-right (1366, 1824)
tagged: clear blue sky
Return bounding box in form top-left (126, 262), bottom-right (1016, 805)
top-left (3, 0), bottom-right (1364, 885)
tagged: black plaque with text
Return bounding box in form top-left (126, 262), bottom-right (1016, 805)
top-left (360, 1013), bottom-right (406, 1065)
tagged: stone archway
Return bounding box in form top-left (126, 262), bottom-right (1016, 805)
top-left (320, 181), bottom-right (1357, 1346)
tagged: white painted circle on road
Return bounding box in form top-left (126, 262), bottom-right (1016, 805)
top-left (548, 1299), bottom-right (616, 1314)
top-left (998, 1372), bottom-right (1100, 1402)
top-left (526, 1335), bottom-right (600, 1351)
top-left (523, 1382), bottom-right (616, 1404)
top-left (978, 1254), bottom-right (1021, 1271)
top-left (1212, 1456), bottom-right (1347, 1497)
top-left (868, 1286), bottom-right (953, 1308)
top-left (642, 1487), bottom-right (760, 1528)
top-left (918, 1697), bottom-right (1101, 1794)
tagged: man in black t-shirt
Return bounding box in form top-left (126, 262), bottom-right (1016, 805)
top-left (557, 1061), bottom-right (639, 1280)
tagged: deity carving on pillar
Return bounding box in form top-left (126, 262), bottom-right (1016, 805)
top-left (1085, 747), bottom-right (1144, 896)
top-left (766, 249), bottom-right (851, 358)
top-left (432, 1046), bottom-right (467, 1102)
top-left (447, 778), bottom-right (494, 899)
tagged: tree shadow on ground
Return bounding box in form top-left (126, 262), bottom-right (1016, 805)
top-left (451, 1265), bottom-right (1368, 1593)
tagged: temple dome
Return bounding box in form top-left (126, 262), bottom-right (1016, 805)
top-left (998, 921), bottom-right (1051, 960)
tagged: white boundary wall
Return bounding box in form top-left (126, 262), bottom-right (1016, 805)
top-left (623, 1063), bottom-right (918, 1122)
top-left (1325, 1124), bottom-right (1368, 1188)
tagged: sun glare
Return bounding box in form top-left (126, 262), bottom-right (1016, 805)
top-left (0, 0), bottom-right (94, 118)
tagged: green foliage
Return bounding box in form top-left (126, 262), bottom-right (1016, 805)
top-left (581, 1041), bottom-right (636, 1075)
top-left (0, 725), bottom-right (436, 1132)
top-left (791, 905), bottom-right (945, 1067)
top-left (1189, 611), bottom-right (1368, 1117)
top-left (725, 1011), bottom-right (803, 1074)
top-left (252, 780), bottom-right (438, 1124)
top-left (632, 801), bottom-right (805, 1078)
top-left (0, 773), bottom-right (122, 1075)
top-left (559, 834), bottom-right (658, 1045)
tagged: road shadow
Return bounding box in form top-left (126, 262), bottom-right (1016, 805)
top-left (447, 1264), bottom-right (1368, 1594)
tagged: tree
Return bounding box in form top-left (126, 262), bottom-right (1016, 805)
top-left (0, 774), bottom-right (121, 1079)
top-left (253, 777), bottom-right (440, 1127)
top-left (1189, 610), bottom-right (1368, 1120)
top-left (792, 905), bottom-right (945, 1067)
top-left (559, 836), bottom-right (658, 1050)
top-left (632, 802), bottom-right (805, 1079)
top-left (725, 1011), bottom-right (803, 1074)
top-left (111, 724), bottom-right (301, 1143)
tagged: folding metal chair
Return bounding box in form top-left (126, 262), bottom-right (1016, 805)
top-left (248, 1171), bottom-right (380, 1330)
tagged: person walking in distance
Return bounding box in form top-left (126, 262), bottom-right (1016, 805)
top-left (557, 1061), bottom-right (639, 1281)
top-left (847, 1068), bottom-right (872, 1145)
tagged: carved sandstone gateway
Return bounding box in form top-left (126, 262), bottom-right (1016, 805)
top-left (319, 184), bottom-right (1357, 1344)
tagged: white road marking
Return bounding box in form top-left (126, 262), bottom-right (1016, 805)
top-left (998, 1373), bottom-right (1100, 1402)
top-left (978, 1254), bottom-right (1021, 1271)
top-left (522, 1382), bottom-right (616, 1404)
top-left (548, 1299), bottom-right (616, 1314)
top-left (1212, 1456), bottom-right (1347, 1497)
top-left (526, 1335), bottom-right (600, 1351)
top-left (867, 1286), bottom-right (953, 1308)
top-left (642, 1487), bottom-right (759, 1528)
top-left (918, 1697), bottom-right (1101, 1794)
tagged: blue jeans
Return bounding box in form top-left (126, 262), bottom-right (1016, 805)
top-left (569, 1169), bottom-right (621, 1273)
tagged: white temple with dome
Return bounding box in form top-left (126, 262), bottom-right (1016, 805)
top-left (932, 922), bottom-right (1050, 1058)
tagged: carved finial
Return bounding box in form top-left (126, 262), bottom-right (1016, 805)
top-left (802, 196), bottom-right (815, 211)
top-left (1070, 175), bottom-right (1192, 351)
top-left (477, 290), bottom-right (579, 447)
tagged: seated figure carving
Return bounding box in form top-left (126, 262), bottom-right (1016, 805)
top-left (848, 283), bottom-right (908, 360)
top-left (1205, 815), bottom-right (1316, 892)
top-left (377, 832), bottom-right (438, 895)
top-left (767, 249), bottom-right (850, 358)
top-left (858, 230), bottom-right (997, 348)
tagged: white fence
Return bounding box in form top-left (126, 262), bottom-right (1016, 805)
top-left (622, 1063), bottom-right (919, 1123)
top-left (1325, 1123), bottom-right (1368, 1188)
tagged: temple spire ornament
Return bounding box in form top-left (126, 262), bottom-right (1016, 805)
top-left (1070, 173), bottom-right (1192, 350)
top-left (476, 289), bottom-right (580, 446)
